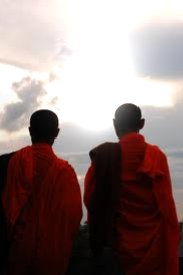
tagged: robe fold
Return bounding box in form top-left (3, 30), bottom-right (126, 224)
top-left (2, 143), bottom-right (82, 275)
top-left (85, 142), bottom-right (121, 253)
top-left (84, 133), bottom-right (180, 275)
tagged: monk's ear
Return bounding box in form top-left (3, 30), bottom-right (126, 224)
top-left (139, 118), bottom-right (145, 130)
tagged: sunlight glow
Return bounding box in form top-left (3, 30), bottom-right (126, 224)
top-left (47, 75), bottom-right (174, 131)
top-left (0, 0), bottom-right (179, 132)
top-left (46, 0), bottom-right (175, 130)
top-left (0, 64), bottom-right (28, 109)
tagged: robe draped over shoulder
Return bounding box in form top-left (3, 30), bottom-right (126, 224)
top-left (85, 142), bottom-right (121, 252)
top-left (2, 144), bottom-right (82, 275)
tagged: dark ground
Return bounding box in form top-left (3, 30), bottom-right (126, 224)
top-left (66, 224), bottom-right (122, 275)
top-left (67, 224), bottom-right (183, 275)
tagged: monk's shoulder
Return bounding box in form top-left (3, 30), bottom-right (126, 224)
top-left (56, 157), bottom-right (77, 178)
top-left (0, 152), bottom-right (15, 192)
top-left (89, 142), bottom-right (120, 161)
top-left (0, 152), bottom-right (15, 165)
top-left (146, 143), bottom-right (167, 161)
top-left (92, 142), bottom-right (119, 151)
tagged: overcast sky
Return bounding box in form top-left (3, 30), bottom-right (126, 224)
top-left (1, 0), bottom-right (183, 221)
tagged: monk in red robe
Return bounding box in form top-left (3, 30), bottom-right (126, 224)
top-left (84, 103), bottom-right (180, 275)
top-left (2, 109), bottom-right (82, 275)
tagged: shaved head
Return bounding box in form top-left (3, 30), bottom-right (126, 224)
top-left (29, 109), bottom-right (59, 145)
top-left (114, 103), bottom-right (144, 137)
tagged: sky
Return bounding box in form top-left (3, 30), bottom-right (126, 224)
top-left (1, 0), bottom-right (183, 221)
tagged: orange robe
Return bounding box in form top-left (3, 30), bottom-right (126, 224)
top-left (84, 133), bottom-right (180, 275)
top-left (2, 143), bottom-right (82, 275)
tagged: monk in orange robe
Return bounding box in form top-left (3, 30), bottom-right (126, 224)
top-left (84, 103), bottom-right (180, 275)
top-left (1, 110), bottom-right (82, 275)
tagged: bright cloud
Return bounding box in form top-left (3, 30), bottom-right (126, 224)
top-left (0, 0), bottom-right (70, 71)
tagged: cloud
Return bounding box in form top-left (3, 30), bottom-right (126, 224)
top-left (60, 151), bottom-right (90, 177)
top-left (166, 150), bottom-right (183, 159)
top-left (49, 96), bottom-right (59, 105)
top-left (0, 135), bottom-right (30, 155)
top-left (0, 77), bottom-right (46, 132)
top-left (141, 92), bottom-right (183, 149)
top-left (131, 22), bottom-right (183, 79)
top-left (0, 0), bottom-right (70, 71)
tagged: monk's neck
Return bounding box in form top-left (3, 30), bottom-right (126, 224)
top-left (118, 130), bottom-right (139, 139)
top-left (32, 141), bottom-right (53, 146)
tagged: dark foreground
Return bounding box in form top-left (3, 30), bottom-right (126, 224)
top-left (67, 224), bottom-right (183, 275)
top-left (66, 224), bottom-right (122, 275)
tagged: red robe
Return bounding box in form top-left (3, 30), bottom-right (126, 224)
top-left (84, 133), bottom-right (180, 275)
top-left (2, 143), bottom-right (82, 275)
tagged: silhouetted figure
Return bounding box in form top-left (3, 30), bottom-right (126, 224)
top-left (84, 103), bottom-right (180, 275)
top-left (1, 109), bottom-right (82, 275)
top-left (0, 153), bottom-right (15, 273)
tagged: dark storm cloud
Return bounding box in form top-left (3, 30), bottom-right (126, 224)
top-left (0, 77), bottom-right (46, 132)
top-left (131, 22), bottom-right (183, 78)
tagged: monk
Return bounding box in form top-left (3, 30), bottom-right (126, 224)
top-left (1, 109), bottom-right (82, 275)
top-left (84, 103), bottom-right (180, 275)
